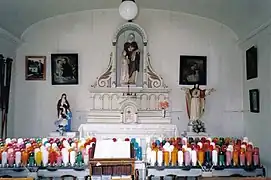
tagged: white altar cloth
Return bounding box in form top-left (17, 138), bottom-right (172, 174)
top-left (78, 123), bottom-right (179, 139)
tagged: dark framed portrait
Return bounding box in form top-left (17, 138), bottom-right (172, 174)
top-left (249, 89), bottom-right (260, 113)
top-left (25, 56), bottom-right (46, 80)
top-left (246, 46), bottom-right (258, 80)
top-left (51, 53), bottom-right (79, 85)
top-left (179, 55), bottom-right (207, 85)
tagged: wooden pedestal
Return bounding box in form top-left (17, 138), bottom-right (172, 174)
top-left (89, 158), bottom-right (135, 178)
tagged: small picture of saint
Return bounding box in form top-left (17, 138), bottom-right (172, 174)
top-left (51, 54), bottom-right (79, 85)
top-left (25, 56), bottom-right (46, 80)
top-left (120, 32), bottom-right (140, 85)
top-left (179, 55), bottom-right (207, 85)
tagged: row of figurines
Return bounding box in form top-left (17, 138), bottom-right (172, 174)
top-left (145, 149), bottom-right (261, 167)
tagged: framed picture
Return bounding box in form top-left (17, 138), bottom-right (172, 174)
top-left (249, 89), bottom-right (260, 113)
top-left (246, 46), bottom-right (258, 80)
top-left (179, 55), bottom-right (207, 85)
top-left (25, 56), bottom-right (46, 80)
top-left (51, 53), bottom-right (79, 85)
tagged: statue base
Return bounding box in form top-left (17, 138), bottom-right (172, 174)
top-left (48, 131), bottom-right (79, 138)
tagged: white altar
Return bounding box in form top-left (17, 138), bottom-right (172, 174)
top-left (76, 22), bottom-right (178, 139)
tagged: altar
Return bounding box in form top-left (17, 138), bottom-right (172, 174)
top-left (75, 22), bottom-right (178, 140)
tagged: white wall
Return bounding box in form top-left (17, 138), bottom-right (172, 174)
top-left (14, 9), bottom-right (243, 138)
top-left (0, 28), bottom-right (18, 137)
top-left (242, 25), bottom-right (271, 176)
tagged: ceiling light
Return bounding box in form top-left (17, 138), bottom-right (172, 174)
top-left (119, 0), bottom-right (138, 21)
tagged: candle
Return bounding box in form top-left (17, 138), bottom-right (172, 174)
top-left (1, 151), bottom-right (7, 167)
top-left (163, 151), bottom-right (169, 166)
top-left (15, 151), bottom-right (21, 167)
top-left (36, 151), bottom-right (42, 166)
top-left (198, 149), bottom-right (204, 166)
top-left (42, 150), bottom-right (49, 166)
top-left (70, 151), bottom-right (76, 166)
top-left (253, 147), bottom-right (260, 166)
top-left (239, 149), bottom-right (245, 166)
top-left (178, 150), bottom-right (183, 166)
top-left (171, 149), bottom-right (177, 166)
top-left (157, 150), bottom-right (163, 166)
top-left (233, 148), bottom-right (239, 166)
top-left (150, 150), bottom-right (156, 166)
top-left (191, 149), bottom-right (197, 166)
top-left (62, 148), bottom-right (69, 166)
top-left (226, 150), bottom-right (231, 166)
top-left (21, 151), bottom-right (28, 166)
top-left (212, 149), bottom-right (218, 166)
top-left (184, 151), bottom-right (190, 166)
top-left (7, 151), bottom-right (14, 167)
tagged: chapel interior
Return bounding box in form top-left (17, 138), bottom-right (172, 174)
top-left (0, 0), bottom-right (271, 179)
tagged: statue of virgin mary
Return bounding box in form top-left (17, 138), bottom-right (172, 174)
top-left (55, 93), bottom-right (72, 134)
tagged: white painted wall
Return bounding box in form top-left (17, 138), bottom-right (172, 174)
top-left (241, 26), bottom-right (271, 176)
top-left (0, 28), bottom-right (18, 137)
top-left (14, 9), bottom-right (243, 138)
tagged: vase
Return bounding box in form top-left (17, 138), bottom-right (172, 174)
top-left (161, 109), bottom-right (166, 118)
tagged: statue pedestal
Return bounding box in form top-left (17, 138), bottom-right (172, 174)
top-left (48, 131), bottom-right (79, 138)
top-left (183, 131), bottom-right (209, 139)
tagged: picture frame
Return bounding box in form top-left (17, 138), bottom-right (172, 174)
top-left (249, 89), bottom-right (260, 113)
top-left (25, 56), bottom-right (46, 80)
top-left (179, 55), bottom-right (207, 85)
top-left (51, 53), bottom-right (79, 85)
top-left (246, 46), bottom-right (258, 80)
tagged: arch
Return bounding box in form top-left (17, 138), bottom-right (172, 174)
top-left (112, 22), bottom-right (148, 46)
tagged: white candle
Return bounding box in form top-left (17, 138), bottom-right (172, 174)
top-left (146, 147), bottom-right (152, 163)
top-left (150, 150), bottom-right (156, 166)
top-left (157, 150), bottom-right (163, 166)
top-left (62, 148), bottom-right (69, 166)
top-left (83, 154), bottom-right (89, 165)
top-left (182, 137), bottom-right (187, 145)
top-left (70, 151), bottom-right (76, 166)
top-left (2, 152), bottom-right (7, 167)
top-left (212, 149), bottom-right (218, 166)
top-left (191, 150), bottom-right (197, 166)
top-left (5, 138), bottom-right (11, 144)
top-left (42, 150), bottom-right (49, 166)
top-left (15, 151), bottom-right (21, 167)
top-left (178, 151), bottom-right (183, 166)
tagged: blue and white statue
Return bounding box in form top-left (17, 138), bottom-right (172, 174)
top-left (55, 93), bottom-right (72, 135)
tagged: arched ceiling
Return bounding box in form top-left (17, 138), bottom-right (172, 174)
top-left (0, 0), bottom-right (271, 41)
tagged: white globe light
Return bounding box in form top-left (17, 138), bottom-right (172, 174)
top-left (119, 1), bottom-right (138, 21)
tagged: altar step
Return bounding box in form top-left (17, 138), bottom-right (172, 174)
top-left (77, 110), bottom-right (171, 124)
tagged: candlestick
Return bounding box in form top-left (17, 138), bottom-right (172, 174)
top-left (2, 151), bottom-right (7, 167)
top-left (178, 150), bottom-right (183, 166)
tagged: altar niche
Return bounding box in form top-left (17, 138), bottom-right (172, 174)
top-left (116, 30), bottom-right (144, 87)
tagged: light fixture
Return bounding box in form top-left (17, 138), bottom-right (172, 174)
top-left (119, 0), bottom-right (138, 21)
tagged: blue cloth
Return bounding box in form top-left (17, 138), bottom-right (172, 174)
top-left (65, 111), bottom-right (72, 132)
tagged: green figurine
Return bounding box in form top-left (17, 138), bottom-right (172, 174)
top-left (76, 152), bottom-right (83, 167)
top-left (29, 152), bottom-right (35, 167)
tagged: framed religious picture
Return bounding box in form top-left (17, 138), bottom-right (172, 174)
top-left (51, 53), bottom-right (79, 85)
top-left (249, 89), bottom-right (260, 113)
top-left (25, 56), bottom-right (46, 80)
top-left (179, 55), bottom-right (207, 85)
top-left (246, 46), bottom-right (258, 80)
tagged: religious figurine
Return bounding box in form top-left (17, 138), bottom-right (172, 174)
top-left (55, 93), bottom-right (72, 135)
top-left (181, 84), bottom-right (215, 130)
top-left (120, 33), bottom-right (140, 85)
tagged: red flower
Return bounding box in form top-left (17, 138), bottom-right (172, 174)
top-left (125, 138), bottom-right (130, 141)
top-left (112, 138), bottom-right (117, 142)
top-left (91, 137), bottom-right (97, 143)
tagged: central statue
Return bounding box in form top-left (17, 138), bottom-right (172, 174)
top-left (120, 32), bottom-right (140, 85)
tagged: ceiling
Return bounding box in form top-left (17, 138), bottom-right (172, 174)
top-left (0, 0), bottom-right (271, 40)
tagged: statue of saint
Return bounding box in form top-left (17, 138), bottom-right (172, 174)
top-left (181, 84), bottom-right (215, 122)
top-left (55, 93), bottom-right (72, 134)
top-left (120, 33), bottom-right (140, 85)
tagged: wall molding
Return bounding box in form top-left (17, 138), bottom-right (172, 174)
top-left (0, 27), bottom-right (22, 45)
top-left (238, 18), bottom-right (271, 45)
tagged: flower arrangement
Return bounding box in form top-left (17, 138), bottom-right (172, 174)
top-left (159, 100), bottom-right (169, 109)
top-left (192, 120), bottom-right (206, 133)
top-left (159, 100), bottom-right (169, 118)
